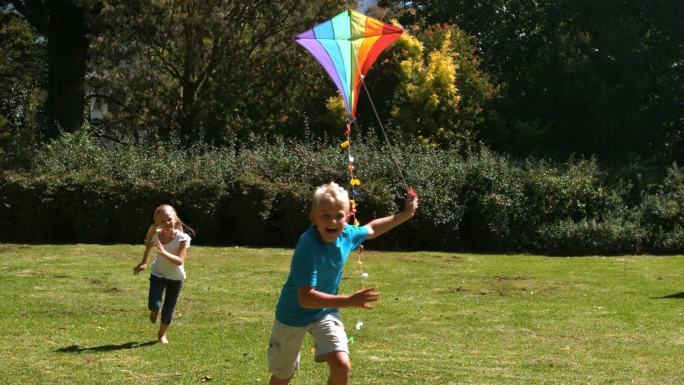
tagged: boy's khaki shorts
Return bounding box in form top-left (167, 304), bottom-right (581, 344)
top-left (268, 313), bottom-right (348, 380)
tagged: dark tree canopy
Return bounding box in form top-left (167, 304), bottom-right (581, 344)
top-left (1, 0), bottom-right (682, 165)
top-left (401, 0), bottom-right (684, 163)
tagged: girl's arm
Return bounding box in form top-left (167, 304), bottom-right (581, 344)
top-left (155, 239), bottom-right (188, 266)
top-left (364, 193), bottom-right (419, 240)
top-left (297, 287), bottom-right (379, 309)
top-left (133, 244), bottom-right (153, 275)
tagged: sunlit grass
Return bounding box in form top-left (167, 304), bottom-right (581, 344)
top-left (0, 244), bottom-right (682, 384)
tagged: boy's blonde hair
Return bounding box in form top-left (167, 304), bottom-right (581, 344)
top-left (144, 204), bottom-right (195, 245)
top-left (311, 182), bottom-right (350, 213)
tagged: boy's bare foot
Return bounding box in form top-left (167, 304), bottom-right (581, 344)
top-left (158, 332), bottom-right (168, 344)
top-left (149, 310), bottom-right (159, 323)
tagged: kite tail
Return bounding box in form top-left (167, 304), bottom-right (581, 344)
top-left (342, 118), bottom-right (361, 227)
top-left (340, 116), bottom-right (367, 290)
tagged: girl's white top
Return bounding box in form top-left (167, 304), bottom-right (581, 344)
top-left (150, 230), bottom-right (191, 281)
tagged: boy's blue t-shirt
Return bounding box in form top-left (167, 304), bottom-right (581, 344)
top-left (275, 224), bottom-right (369, 327)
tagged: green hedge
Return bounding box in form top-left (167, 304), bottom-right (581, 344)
top-left (1, 130), bottom-right (683, 254)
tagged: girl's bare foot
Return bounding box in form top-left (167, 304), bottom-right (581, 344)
top-left (158, 332), bottom-right (168, 344)
top-left (158, 323), bottom-right (169, 344)
top-left (149, 310), bottom-right (159, 323)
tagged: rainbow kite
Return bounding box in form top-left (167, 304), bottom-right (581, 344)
top-left (295, 11), bottom-right (413, 331)
top-left (295, 9), bottom-right (404, 118)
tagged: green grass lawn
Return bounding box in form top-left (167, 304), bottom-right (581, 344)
top-left (0, 244), bottom-right (682, 384)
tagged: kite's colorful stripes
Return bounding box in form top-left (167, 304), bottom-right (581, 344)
top-left (295, 9), bottom-right (404, 117)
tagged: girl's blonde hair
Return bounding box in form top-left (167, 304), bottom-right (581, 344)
top-left (144, 204), bottom-right (195, 245)
top-left (311, 182), bottom-right (350, 213)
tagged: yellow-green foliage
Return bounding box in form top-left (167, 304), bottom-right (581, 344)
top-left (320, 21), bottom-right (493, 148)
top-left (322, 94), bottom-right (347, 127)
top-left (389, 22), bottom-right (495, 147)
top-left (392, 31), bottom-right (461, 146)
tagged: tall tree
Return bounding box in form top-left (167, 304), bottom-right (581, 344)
top-left (91, 0), bottom-right (342, 143)
top-left (0, 9), bottom-right (46, 157)
top-left (5, 0), bottom-right (92, 138)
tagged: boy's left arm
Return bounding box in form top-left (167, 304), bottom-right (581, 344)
top-left (364, 193), bottom-right (419, 240)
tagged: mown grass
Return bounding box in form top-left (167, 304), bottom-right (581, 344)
top-left (0, 244), bottom-right (682, 384)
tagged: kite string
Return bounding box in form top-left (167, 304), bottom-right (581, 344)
top-left (349, 58), bottom-right (412, 330)
top-left (357, 74), bottom-right (410, 193)
top-left (350, 75), bottom-right (412, 318)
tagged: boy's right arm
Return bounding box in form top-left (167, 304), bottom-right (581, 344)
top-left (297, 286), bottom-right (379, 309)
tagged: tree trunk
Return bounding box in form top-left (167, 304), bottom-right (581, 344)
top-left (44, 0), bottom-right (88, 138)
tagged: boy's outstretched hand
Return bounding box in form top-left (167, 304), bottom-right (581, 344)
top-left (348, 287), bottom-right (380, 309)
top-left (404, 186), bottom-right (419, 216)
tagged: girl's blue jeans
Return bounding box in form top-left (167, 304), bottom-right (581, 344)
top-left (148, 274), bottom-right (183, 325)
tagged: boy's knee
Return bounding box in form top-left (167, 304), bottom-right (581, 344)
top-left (327, 352), bottom-right (351, 375)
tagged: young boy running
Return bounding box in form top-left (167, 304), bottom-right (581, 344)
top-left (268, 182), bottom-right (419, 385)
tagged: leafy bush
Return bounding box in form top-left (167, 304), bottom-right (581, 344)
top-left (2, 129), bottom-right (683, 254)
top-left (637, 163), bottom-right (684, 253)
top-left (536, 217), bottom-right (645, 255)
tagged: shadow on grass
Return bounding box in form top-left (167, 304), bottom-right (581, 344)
top-left (654, 292), bottom-right (684, 299)
top-left (56, 341), bottom-right (157, 353)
